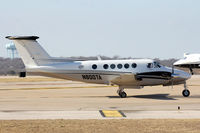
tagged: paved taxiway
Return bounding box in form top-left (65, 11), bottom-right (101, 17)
top-left (0, 76), bottom-right (200, 119)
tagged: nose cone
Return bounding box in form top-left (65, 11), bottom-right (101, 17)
top-left (173, 69), bottom-right (191, 81)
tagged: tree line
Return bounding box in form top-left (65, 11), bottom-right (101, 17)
top-left (0, 57), bottom-right (178, 76)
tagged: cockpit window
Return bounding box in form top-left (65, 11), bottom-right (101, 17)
top-left (154, 62), bottom-right (161, 68)
top-left (147, 63), bottom-right (153, 68)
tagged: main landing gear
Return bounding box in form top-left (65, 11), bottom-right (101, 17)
top-left (182, 83), bottom-right (190, 97)
top-left (117, 84), bottom-right (190, 98)
top-left (117, 87), bottom-right (127, 98)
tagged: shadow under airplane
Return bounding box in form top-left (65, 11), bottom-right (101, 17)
top-left (107, 94), bottom-right (177, 100)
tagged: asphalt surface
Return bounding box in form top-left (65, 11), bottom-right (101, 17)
top-left (0, 76), bottom-right (200, 119)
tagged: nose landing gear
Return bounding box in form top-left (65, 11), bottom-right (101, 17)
top-left (182, 83), bottom-right (190, 97)
top-left (119, 91), bottom-right (127, 98)
top-left (117, 87), bottom-right (127, 98)
top-left (189, 67), bottom-right (194, 75)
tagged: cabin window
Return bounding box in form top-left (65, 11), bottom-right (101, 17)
top-left (117, 64), bottom-right (123, 69)
top-left (103, 64), bottom-right (109, 69)
top-left (110, 64), bottom-right (116, 69)
top-left (124, 63), bottom-right (129, 69)
top-left (147, 63), bottom-right (153, 68)
top-left (92, 64), bottom-right (97, 69)
top-left (132, 63), bottom-right (137, 68)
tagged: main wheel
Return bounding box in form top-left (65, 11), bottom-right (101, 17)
top-left (119, 91), bottom-right (127, 98)
top-left (182, 90), bottom-right (190, 97)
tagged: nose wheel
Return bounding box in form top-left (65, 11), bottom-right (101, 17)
top-left (117, 87), bottom-right (127, 98)
top-left (182, 83), bottom-right (190, 97)
top-left (119, 91), bottom-right (127, 98)
top-left (182, 89), bottom-right (190, 97)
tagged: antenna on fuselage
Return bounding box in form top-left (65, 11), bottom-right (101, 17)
top-left (97, 55), bottom-right (102, 60)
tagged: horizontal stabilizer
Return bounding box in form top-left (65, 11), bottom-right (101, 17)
top-left (6, 36), bottom-right (39, 40)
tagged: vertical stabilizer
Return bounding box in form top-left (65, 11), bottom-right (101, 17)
top-left (6, 36), bottom-right (52, 67)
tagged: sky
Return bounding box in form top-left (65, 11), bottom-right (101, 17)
top-left (0, 0), bottom-right (200, 59)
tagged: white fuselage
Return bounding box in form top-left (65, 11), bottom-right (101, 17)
top-left (174, 53), bottom-right (200, 68)
top-left (26, 59), bottom-right (190, 88)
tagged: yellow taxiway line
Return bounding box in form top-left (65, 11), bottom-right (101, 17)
top-left (99, 110), bottom-right (126, 118)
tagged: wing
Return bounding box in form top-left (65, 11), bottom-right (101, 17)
top-left (110, 73), bottom-right (138, 86)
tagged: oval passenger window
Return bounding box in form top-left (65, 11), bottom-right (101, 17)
top-left (124, 63), bottom-right (129, 69)
top-left (92, 64), bottom-right (97, 69)
top-left (110, 64), bottom-right (116, 69)
top-left (117, 64), bottom-right (123, 69)
top-left (103, 64), bottom-right (109, 69)
top-left (132, 63), bottom-right (137, 68)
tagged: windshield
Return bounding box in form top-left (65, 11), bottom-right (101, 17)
top-left (154, 61), bottom-right (161, 68)
top-left (147, 61), bottom-right (161, 68)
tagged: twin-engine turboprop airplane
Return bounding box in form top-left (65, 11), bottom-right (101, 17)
top-left (6, 36), bottom-right (191, 98)
top-left (174, 53), bottom-right (200, 75)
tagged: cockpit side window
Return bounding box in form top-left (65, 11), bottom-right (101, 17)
top-left (147, 63), bottom-right (153, 68)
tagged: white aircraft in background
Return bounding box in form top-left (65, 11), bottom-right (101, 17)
top-left (174, 53), bottom-right (200, 75)
top-left (6, 36), bottom-right (191, 97)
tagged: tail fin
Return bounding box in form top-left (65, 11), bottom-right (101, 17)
top-left (6, 36), bottom-right (52, 67)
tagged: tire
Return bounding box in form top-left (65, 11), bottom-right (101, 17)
top-left (119, 91), bottom-right (127, 98)
top-left (182, 90), bottom-right (190, 97)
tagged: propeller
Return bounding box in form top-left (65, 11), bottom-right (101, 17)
top-left (171, 65), bottom-right (174, 89)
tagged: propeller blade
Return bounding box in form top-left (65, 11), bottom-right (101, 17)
top-left (171, 65), bottom-right (174, 89)
top-left (171, 78), bottom-right (174, 89)
top-left (172, 65), bottom-right (174, 75)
